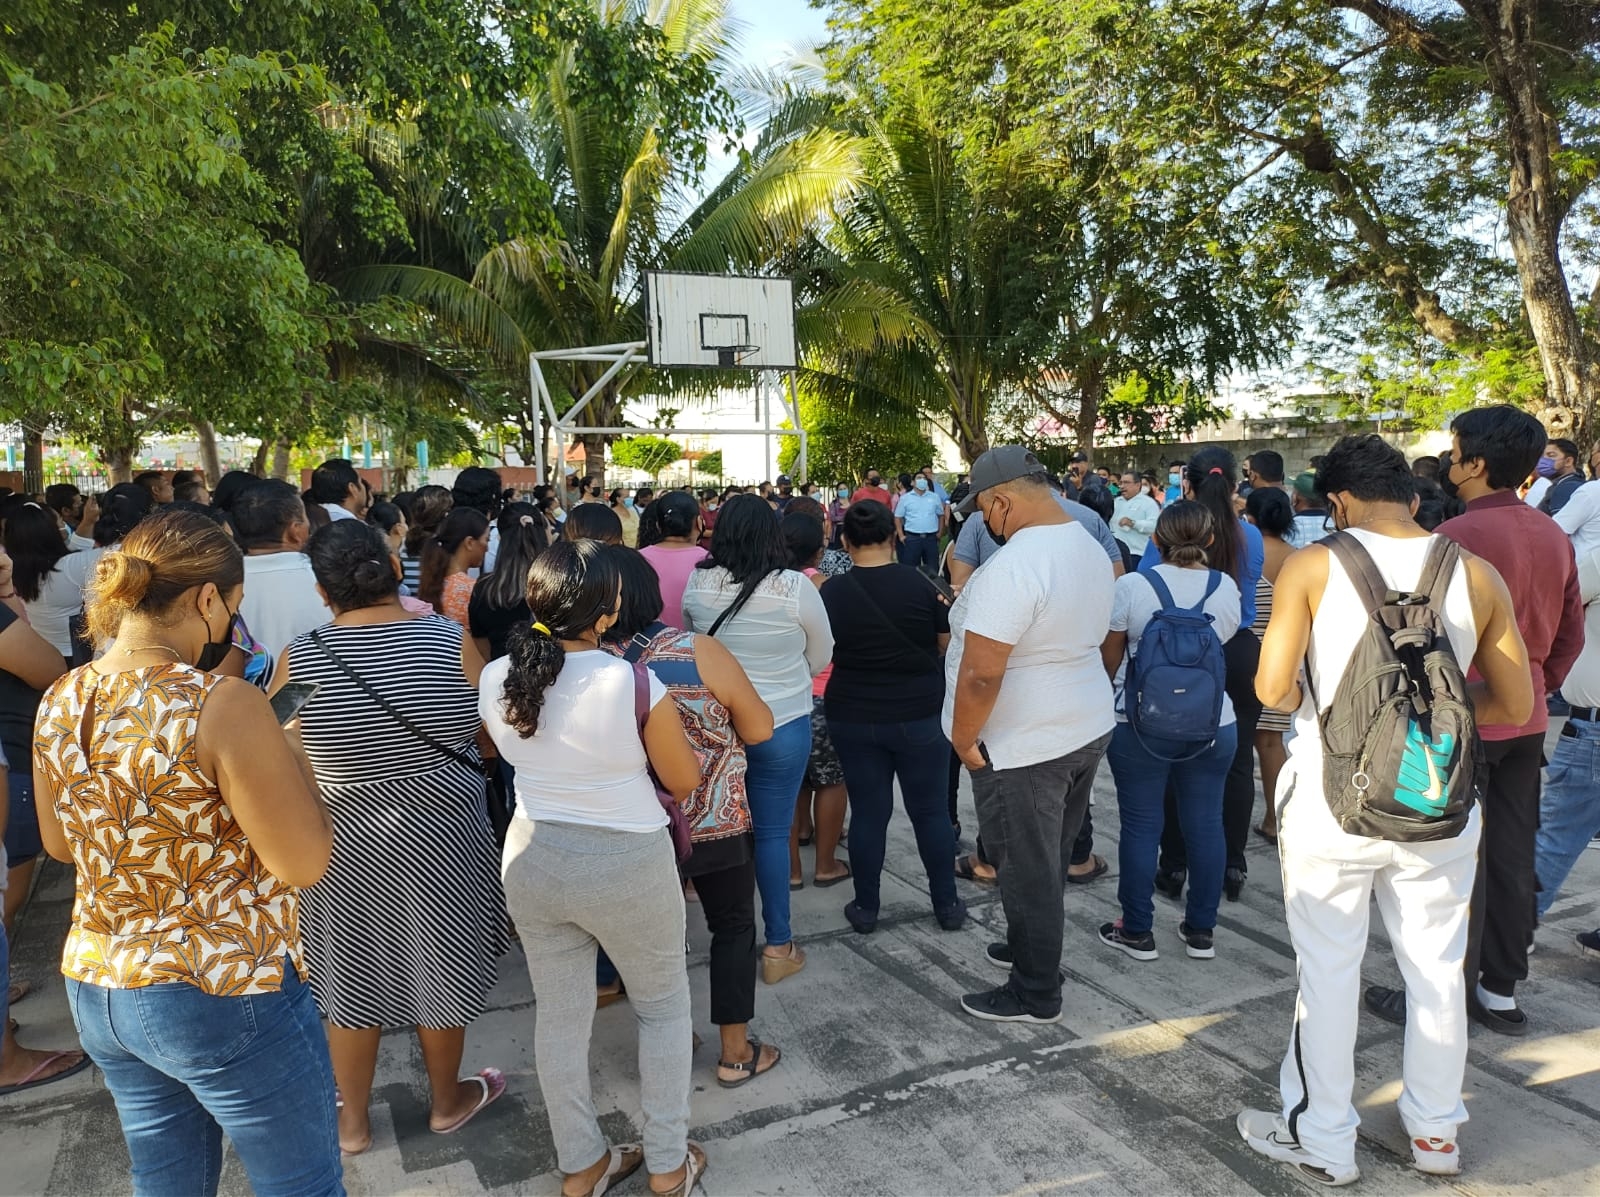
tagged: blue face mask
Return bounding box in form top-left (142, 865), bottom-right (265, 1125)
top-left (623, 497), bottom-right (635, 509)
top-left (837, 488), bottom-right (849, 500)
top-left (914, 477), bottom-right (929, 493)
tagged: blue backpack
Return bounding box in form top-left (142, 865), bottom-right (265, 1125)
top-left (1125, 569), bottom-right (1228, 759)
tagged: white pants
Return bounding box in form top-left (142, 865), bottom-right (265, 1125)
top-left (1276, 754), bottom-right (1481, 1168)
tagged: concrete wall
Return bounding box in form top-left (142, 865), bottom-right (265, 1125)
top-left (1094, 422), bottom-right (1449, 478)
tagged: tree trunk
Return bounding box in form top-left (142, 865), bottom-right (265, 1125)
top-left (105, 445), bottom-right (134, 484)
top-left (581, 434), bottom-right (606, 490)
top-left (250, 439), bottom-right (271, 476)
top-left (270, 435), bottom-right (291, 481)
top-left (194, 420), bottom-right (223, 486)
top-left (1477, 2), bottom-right (1600, 444)
top-left (1074, 365), bottom-right (1106, 464)
top-left (22, 426), bottom-right (44, 494)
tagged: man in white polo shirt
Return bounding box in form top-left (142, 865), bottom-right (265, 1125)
top-left (944, 446), bottom-right (1115, 1025)
top-left (234, 480), bottom-right (331, 661)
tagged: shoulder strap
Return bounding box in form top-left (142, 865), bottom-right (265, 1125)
top-left (1142, 567), bottom-right (1218, 615)
top-left (706, 567), bottom-right (778, 638)
top-left (1323, 531), bottom-right (1393, 612)
top-left (631, 659), bottom-right (651, 733)
top-left (1414, 535), bottom-right (1461, 606)
top-left (310, 628), bottom-right (477, 769)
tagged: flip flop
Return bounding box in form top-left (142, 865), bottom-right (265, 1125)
top-left (813, 864), bottom-right (852, 888)
top-left (7, 981), bottom-right (32, 1006)
top-left (954, 854), bottom-right (997, 888)
top-left (715, 1036), bottom-right (782, 1089)
top-left (789, 877), bottom-right (804, 891)
top-left (1253, 825), bottom-right (1278, 845)
top-left (0, 1049), bottom-right (91, 1097)
top-left (1067, 854), bottom-right (1109, 885)
top-left (569, 1143), bottom-right (644, 1197)
top-left (430, 1068), bottom-right (506, 1135)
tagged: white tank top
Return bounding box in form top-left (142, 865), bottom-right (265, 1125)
top-left (1289, 529), bottom-right (1479, 760)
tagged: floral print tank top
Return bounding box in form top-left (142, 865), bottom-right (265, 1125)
top-left (34, 664), bottom-right (303, 994)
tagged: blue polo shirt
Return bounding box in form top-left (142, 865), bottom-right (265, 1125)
top-left (897, 489), bottom-right (944, 534)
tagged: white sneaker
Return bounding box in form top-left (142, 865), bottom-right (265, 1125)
top-left (1410, 1136), bottom-right (1461, 1176)
top-left (1236, 1109), bottom-right (1361, 1187)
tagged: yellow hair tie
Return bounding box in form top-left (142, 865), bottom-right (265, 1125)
top-left (532, 621), bottom-right (551, 636)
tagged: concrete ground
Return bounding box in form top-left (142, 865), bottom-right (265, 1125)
top-left (6, 757), bottom-right (1600, 1197)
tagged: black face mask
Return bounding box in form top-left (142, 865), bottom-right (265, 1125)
top-left (196, 604), bottom-right (238, 672)
top-left (984, 499), bottom-right (1010, 548)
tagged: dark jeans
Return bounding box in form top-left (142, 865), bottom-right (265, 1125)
top-left (829, 714), bottom-right (960, 918)
top-left (898, 532), bottom-right (939, 572)
top-left (1107, 721), bottom-right (1235, 934)
top-left (971, 734), bottom-right (1111, 1016)
top-left (977, 809), bottom-right (1093, 868)
top-left (1466, 733), bottom-right (1544, 998)
top-left (68, 965), bottom-right (343, 1197)
top-left (1160, 629), bottom-right (1263, 873)
top-left (691, 856), bottom-right (758, 1025)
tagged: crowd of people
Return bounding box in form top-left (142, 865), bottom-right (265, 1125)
top-left (0, 407), bottom-right (1597, 1193)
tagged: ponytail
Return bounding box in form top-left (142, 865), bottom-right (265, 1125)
top-left (1184, 448), bottom-right (1242, 582)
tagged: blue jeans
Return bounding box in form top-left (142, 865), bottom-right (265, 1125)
top-left (68, 965), bottom-right (344, 1197)
top-left (1107, 720), bottom-right (1236, 934)
top-left (1535, 719), bottom-right (1600, 920)
top-left (829, 713), bottom-right (959, 918)
top-left (745, 714), bottom-right (812, 946)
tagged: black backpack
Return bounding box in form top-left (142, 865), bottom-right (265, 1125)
top-left (1312, 533), bottom-right (1479, 841)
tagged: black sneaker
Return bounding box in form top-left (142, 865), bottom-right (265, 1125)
top-left (1098, 921), bottom-right (1158, 961)
top-left (985, 941), bottom-right (1013, 971)
top-left (1364, 984), bottom-right (1407, 1025)
top-left (959, 983), bottom-right (1061, 1025)
top-left (1578, 928), bottom-right (1600, 958)
top-left (1177, 921), bottom-right (1215, 959)
top-left (843, 902), bottom-right (877, 934)
top-left (935, 898), bottom-right (968, 931)
top-left (1223, 866), bottom-right (1246, 901)
top-left (1153, 868), bottom-right (1186, 900)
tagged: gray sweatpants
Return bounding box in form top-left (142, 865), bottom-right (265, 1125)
top-left (502, 818), bottom-right (692, 1175)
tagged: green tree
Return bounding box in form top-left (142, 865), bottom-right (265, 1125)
top-left (777, 386), bottom-right (934, 485)
top-left (611, 435), bottom-right (683, 481)
top-left (695, 450), bottom-right (724, 481)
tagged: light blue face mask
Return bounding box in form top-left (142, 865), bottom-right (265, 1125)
top-left (623, 497), bottom-right (635, 509)
top-left (914, 477), bottom-right (929, 492)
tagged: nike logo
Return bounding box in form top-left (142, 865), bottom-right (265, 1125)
top-left (1394, 724), bottom-right (1454, 817)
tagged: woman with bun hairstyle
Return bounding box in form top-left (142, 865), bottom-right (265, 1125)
top-left (468, 502), bottom-right (548, 663)
top-left (610, 487), bottom-right (641, 547)
top-left (638, 491), bottom-right (707, 629)
top-left (485, 538), bottom-right (704, 1197)
top-left (1140, 447), bottom-right (1265, 902)
top-left (31, 508), bottom-right (342, 1195)
top-left (1101, 501), bottom-right (1241, 962)
top-left (563, 502), bottom-right (624, 545)
top-left (418, 507), bottom-right (490, 628)
top-left (279, 520), bottom-right (508, 1156)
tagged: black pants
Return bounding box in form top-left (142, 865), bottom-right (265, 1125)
top-left (1466, 733), bottom-right (1544, 998)
top-left (690, 857), bottom-right (758, 1025)
top-left (898, 531), bottom-right (939, 573)
top-left (976, 808), bottom-right (1093, 868)
top-left (1159, 629), bottom-right (1263, 873)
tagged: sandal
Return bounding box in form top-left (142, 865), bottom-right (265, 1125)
top-left (651, 1142), bottom-right (707, 1197)
top-left (597, 981), bottom-right (627, 1009)
top-left (567, 1142), bottom-right (643, 1197)
top-left (1253, 824), bottom-right (1279, 845)
top-left (0, 1049), bottom-right (91, 1097)
top-left (716, 1036), bottom-right (782, 1089)
top-left (7, 980), bottom-right (32, 1007)
top-left (813, 863), bottom-right (851, 888)
top-left (1067, 854), bottom-right (1109, 885)
top-left (954, 854), bottom-right (997, 888)
top-left (430, 1068), bottom-right (506, 1135)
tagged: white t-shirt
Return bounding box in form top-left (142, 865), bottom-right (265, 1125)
top-left (942, 521), bottom-right (1115, 769)
top-left (322, 503), bottom-right (357, 522)
top-left (480, 650), bottom-right (669, 832)
top-left (1109, 564), bottom-right (1242, 724)
top-left (1559, 547), bottom-right (1600, 708)
top-left (241, 553), bottom-right (331, 661)
top-left (25, 548), bottom-right (103, 657)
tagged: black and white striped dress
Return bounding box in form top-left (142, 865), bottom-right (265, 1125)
top-left (286, 616), bottom-right (507, 1029)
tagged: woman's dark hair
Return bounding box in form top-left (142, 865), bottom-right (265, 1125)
top-left (1153, 500), bottom-right (1214, 569)
top-left (5, 503), bottom-right (69, 602)
top-left (86, 508), bottom-right (244, 644)
top-left (1076, 478), bottom-right (1114, 523)
top-left (479, 502), bottom-right (549, 612)
top-left (94, 482), bottom-right (155, 547)
top-left (563, 503), bottom-right (624, 544)
top-left (1184, 447), bottom-right (1243, 581)
top-left (367, 501), bottom-right (404, 536)
top-left (1412, 477), bottom-right (1462, 531)
top-left (306, 520), bottom-right (399, 613)
top-left (653, 491), bottom-right (701, 540)
top-left (1315, 434), bottom-right (1416, 506)
top-left (608, 488), bottom-right (625, 507)
top-left (697, 492), bottom-right (788, 630)
top-left (783, 495), bottom-right (826, 528)
top-left (503, 538), bottom-right (620, 736)
top-left (782, 510), bottom-right (824, 570)
top-left (418, 507), bottom-right (489, 608)
top-left (451, 466), bottom-right (504, 518)
top-left (391, 490), bottom-right (417, 520)
top-left (841, 499), bottom-right (894, 547)
top-left (897, 471), bottom-right (914, 494)
top-left (405, 484), bottom-right (453, 557)
top-left (1451, 404), bottom-right (1547, 491)
top-left (1244, 486), bottom-right (1294, 539)
top-left (303, 500), bottom-right (331, 535)
top-left (603, 545), bottom-right (666, 640)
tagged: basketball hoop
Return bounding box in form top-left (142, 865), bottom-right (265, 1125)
top-left (714, 344), bottom-right (759, 368)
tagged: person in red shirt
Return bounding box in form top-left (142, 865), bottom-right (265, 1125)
top-left (850, 470), bottom-right (892, 508)
top-left (1366, 405), bottom-right (1583, 1036)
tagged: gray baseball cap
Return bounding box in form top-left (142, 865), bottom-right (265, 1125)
top-left (956, 445), bottom-right (1045, 514)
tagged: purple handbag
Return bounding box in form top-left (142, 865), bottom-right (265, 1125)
top-left (627, 644), bottom-right (693, 863)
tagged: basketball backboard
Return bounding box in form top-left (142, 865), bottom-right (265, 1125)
top-left (644, 272), bottom-right (797, 369)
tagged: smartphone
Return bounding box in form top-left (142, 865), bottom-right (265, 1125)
top-left (270, 681), bottom-right (321, 726)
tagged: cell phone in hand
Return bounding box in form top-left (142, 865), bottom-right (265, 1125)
top-left (270, 681), bottom-right (321, 726)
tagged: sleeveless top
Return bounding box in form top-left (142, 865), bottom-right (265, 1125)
top-left (35, 664), bottom-right (303, 994)
top-left (605, 623), bottom-right (750, 845)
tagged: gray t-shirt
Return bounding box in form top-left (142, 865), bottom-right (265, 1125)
top-left (953, 493), bottom-right (1122, 569)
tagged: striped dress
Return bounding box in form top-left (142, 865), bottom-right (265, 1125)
top-left (1253, 575), bottom-right (1294, 735)
top-left (285, 616), bottom-right (506, 1029)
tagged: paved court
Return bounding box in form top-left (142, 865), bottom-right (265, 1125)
top-left (6, 756), bottom-right (1600, 1196)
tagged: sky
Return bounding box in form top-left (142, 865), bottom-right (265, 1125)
top-left (726, 0), bottom-right (830, 67)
